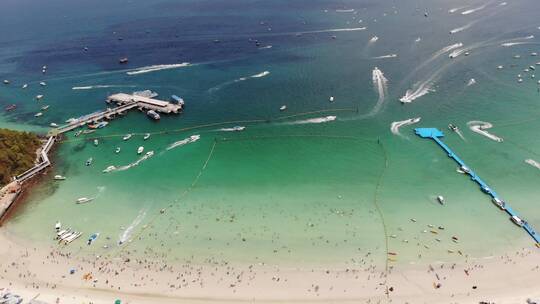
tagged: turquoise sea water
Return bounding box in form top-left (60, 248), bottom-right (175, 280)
top-left (1, 0), bottom-right (540, 268)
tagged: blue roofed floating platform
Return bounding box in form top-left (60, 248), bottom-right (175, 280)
top-left (415, 127), bottom-right (540, 246)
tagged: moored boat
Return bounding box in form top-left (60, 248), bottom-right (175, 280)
top-left (54, 175), bottom-right (66, 180)
top-left (76, 197), bottom-right (94, 204)
top-left (143, 133), bottom-right (151, 140)
top-left (137, 146), bottom-right (144, 154)
top-left (94, 139), bottom-right (99, 146)
top-left (436, 195), bottom-right (445, 205)
top-left (492, 197), bottom-right (506, 210)
top-left (147, 110), bottom-right (160, 120)
top-left (510, 215), bottom-right (524, 227)
top-left (279, 105), bottom-right (287, 111)
top-left (123, 134), bottom-right (132, 141)
top-left (115, 147), bottom-right (121, 154)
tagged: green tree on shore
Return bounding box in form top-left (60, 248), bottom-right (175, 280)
top-left (0, 128), bottom-right (41, 186)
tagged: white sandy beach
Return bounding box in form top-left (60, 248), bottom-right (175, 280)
top-left (1, 230), bottom-right (539, 304)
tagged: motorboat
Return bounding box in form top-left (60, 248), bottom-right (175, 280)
top-left (147, 110), bottom-right (160, 120)
top-left (448, 124), bottom-right (459, 132)
top-left (94, 139), bottom-right (99, 146)
top-left (497, 65), bottom-right (504, 70)
top-left (115, 147), bottom-right (121, 153)
top-left (88, 121), bottom-right (108, 129)
top-left (123, 134), bottom-right (132, 141)
top-left (3, 80), bottom-right (9, 84)
top-left (436, 195), bottom-right (445, 205)
top-left (50, 123), bottom-right (58, 127)
top-left (64, 231), bottom-right (83, 244)
top-left (22, 84), bottom-right (28, 89)
top-left (41, 105), bottom-right (49, 111)
top-left (329, 96), bottom-right (335, 102)
top-left (532, 52), bottom-right (538, 56)
top-left (143, 133), bottom-right (151, 140)
top-left (279, 105), bottom-right (287, 111)
top-left (34, 112), bottom-right (43, 117)
top-left (459, 165), bottom-right (470, 174)
top-left (103, 165), bottom-right (116, 173)
top-left (510, 215), bottom-right (524, 227)
top-left (87, 233), bottom-right (99, 245)
top-left (171, 95), bottom-right (185, 105)
top-left (146, 151), bottom-right (154, 157)
top-left (36, 95), bottom-right (44, 100)
top-left (119, 57), bottom-right (129, 64)
top-left (54, 175), bottom-right (66, 180)
top-left (39, 81), bottom-right (47, 86)
top-left (230, 126), bottom-right (245, 131)
top-left (56, 228), bottom-right (71, 239)
top-left (137, 146), bottom-right (144, 154)
top-left (492, 197), bottom-right (506, 210)
top-left (5, 104), bottom-right (16, 111)
top-left (66, 117), bottom-right (77, 123)
top-left (76, 197), bottom-right (94, 204)
top-left (55, 221), bottom-right (61, 231)
top-left (85, 157), bottom-right (93, 166)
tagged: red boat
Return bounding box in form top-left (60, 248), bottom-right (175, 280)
top-left (5, 104), bottom-right (16, 111)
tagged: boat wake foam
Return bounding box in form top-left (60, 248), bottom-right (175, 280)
top-left (126, 63), bottom-right (191, 75)
top-left (372, 54), bottom-right (397, 59)
top-left (461, 4), bottom-right (487, 15)
top-left (286, 116), bottom-right (337, 125)
top-left (166, 135), bottom-right (201, 151)
top-left (118, 208), bottom-right (147, 245)
top-left (449, 6), bottom-right (468, 13)
top-left (450, 22), bottom-right (475, 34)
top-left (113, 152), bottom-right (155, 172)
top-left (467, 121), bottom-right (503, 142)
top-left (399, 82), bottom-right (433, 103)
top-left (208, 71), bottom-right (270, 93)
top-left (299, 27), bottom-right (366, 35)
top-left (364, 67), bottom-right (389, 117)
top-left (72, 85), bottom-right (135, 90)
top-left (390, 117), bottom-right (421, 136)
top-left (525, 159), bottom-right (540, 170)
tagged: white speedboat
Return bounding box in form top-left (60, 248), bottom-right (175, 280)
top-left (436, 195), bottom-right (445, 205)
top-left (143, 133), bottom-right (150, 140)
top-left (137, 146), bottom-right (144, 154)
top-left (22, 84), bottom-right (28, 89)
top-left (329, 96), bottom-right (335, 102)
top-left (103, 165), bottom-right (116, 173)
top-left (50, 123), bottom-right (58, 127)
top-left (56, 228), bottom-right (70, 239)
top-left (115, 147), bottom-right (121, 153)
top-left (492, 197), bottom-right (506, 210)
top-left (34, 112), bottom-right (43, 117)
top-left (54, 175), bottom-right (66, 180)
top-left (279, 105), bottom-right (287, 111)
top-left (39, 81), bottom-right (47, 86)
top-left (64, 231), bottom-right (83, 244)
top-left (94, 139), bottom-right (99, 146)
top-left (123, 134), bottom-right (132, 141)
top-left (36, 95), bottom-right (44, 100)
top-left (3, 80), bottom-right (9, 84)
top-left (510, 215), bottom-right (524, 227)
top-left (76, 197), bottom-right (94, 204)
top-left (55, 221), bottom-right (61, 231)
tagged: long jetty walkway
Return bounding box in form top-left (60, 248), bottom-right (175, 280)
top-left (415, 127), bottom-right (540, 245)
top-left (1, 92), bottom-right (184, 221)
